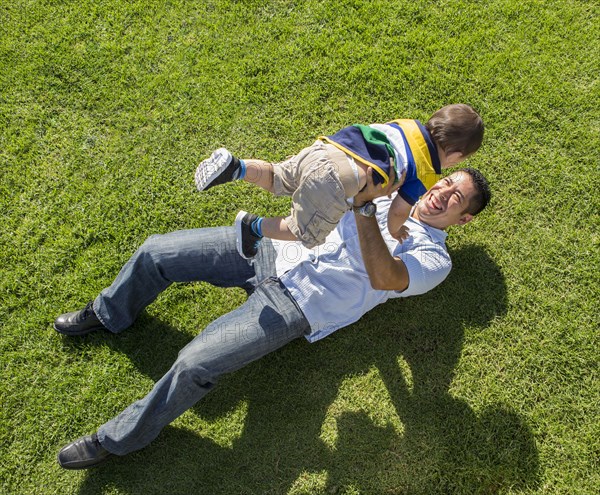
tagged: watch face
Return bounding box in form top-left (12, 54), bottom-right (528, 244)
top-left (363, 202), bottom-right (377, 216)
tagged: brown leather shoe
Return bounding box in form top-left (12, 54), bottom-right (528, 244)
top-left (57, 433), bottom-right (114, 469)
top-left (53, 302), bottom-right (107, 336)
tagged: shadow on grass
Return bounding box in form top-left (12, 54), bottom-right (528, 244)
top-left (69, 244), bottom-right (538, 494)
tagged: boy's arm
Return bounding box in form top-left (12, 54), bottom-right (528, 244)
top-left (387, 194), bottom-right (412, 243)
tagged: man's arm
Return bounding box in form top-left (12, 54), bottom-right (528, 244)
top-left (354, 167), bottom-right (409, 291)
top-left (355, 213), bottom-right (409, 291)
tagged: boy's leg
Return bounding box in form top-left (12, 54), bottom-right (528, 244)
top-left (234, 142), bottom-right (358, 256)
top-left (227, 149), bottom-right (305, 259)
top-left (91, 227), bottom-right (276, 332)
top-left (96, 276), bottom-right (310, 455)
top-left (235, 211), bottom-right (296, 261)
top-left (242, 159), bottom-right (275, 192)
top-left (195, 149), bottom-right (276, 193)
top-left (259, 217), bottom-right (298, 241)
top-left (280, 142), bottom-right (358, 249)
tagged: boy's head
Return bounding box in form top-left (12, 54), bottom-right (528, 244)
top-left (426, 104), bottom-right (484, 168)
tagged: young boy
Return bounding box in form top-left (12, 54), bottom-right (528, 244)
top-left (195, 104), bottom-right (484, 259)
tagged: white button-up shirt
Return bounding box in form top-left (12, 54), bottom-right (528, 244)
top-left (273, 196), bottom-right (452, 342)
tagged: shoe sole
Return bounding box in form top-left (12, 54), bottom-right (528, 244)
top-left (57, 446), bottom-right (114, 469)
top-left (53, 323), bottom-right (102, 336)
top-left (195, 148), bottom-right (232, 191)
top-left (57, 451), bottom-right (113, 469)
top-left (235, 210), bottom-right (251, 260)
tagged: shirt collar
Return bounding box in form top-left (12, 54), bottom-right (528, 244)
top-left (408, 202), bottom-right (448, 244)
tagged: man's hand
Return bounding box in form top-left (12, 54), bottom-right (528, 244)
top-left (354, 161), bottom-right (405, 206)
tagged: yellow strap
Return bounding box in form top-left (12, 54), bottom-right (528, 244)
top-left (389, 120), bottom-right (439, 189)
top-left (318, 136), bottom-right (391, 187)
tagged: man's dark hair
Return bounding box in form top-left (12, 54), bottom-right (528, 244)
top-left (460, 167), bottom-right (491, 215)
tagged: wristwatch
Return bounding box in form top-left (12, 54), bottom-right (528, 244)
top-left (353, 201), bottom-right (377, 218)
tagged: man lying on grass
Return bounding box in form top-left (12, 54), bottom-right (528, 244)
top-left (53, 166), bottom-right (490, 469)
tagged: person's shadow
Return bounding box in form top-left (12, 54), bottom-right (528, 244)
top-left (68, 245), bottom-right (539, 494)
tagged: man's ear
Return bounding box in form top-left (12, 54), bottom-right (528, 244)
top-left (458, 213), bottom-right (474, 225)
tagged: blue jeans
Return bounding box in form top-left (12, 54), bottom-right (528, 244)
top-left (93, 227), bottom-right (310, 455)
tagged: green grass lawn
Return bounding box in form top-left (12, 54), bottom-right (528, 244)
top-left (1, 0), bottom-right (598, 493)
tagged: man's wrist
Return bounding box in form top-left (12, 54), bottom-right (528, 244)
top-left (353, 201), bottom-right (377, 218)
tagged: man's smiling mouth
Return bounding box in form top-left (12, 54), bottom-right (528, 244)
top-left (428, 193), bottom-right (443, 211)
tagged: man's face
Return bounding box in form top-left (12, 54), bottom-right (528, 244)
top-left (413, 171), bottom-right (476, 229)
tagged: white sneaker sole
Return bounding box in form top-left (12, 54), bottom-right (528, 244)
top-left (194, 148), bottom-right (232, 191)
top-left (235, 210), bottom-right (250, 259)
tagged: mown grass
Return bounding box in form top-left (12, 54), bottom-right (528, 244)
top-left (1, 0), bottom-right (598, 493)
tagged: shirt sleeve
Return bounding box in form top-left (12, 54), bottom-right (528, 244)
top-left (391, 242), bottom-right (452, 298)
top-left (399, 177), bottom-right (427, 206)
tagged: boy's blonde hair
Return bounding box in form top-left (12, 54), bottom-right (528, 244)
top-left (426, 104), bottom-right (484, 156)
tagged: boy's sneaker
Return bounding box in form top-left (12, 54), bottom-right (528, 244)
top-left (235, 211), bottom-right (262, 259)
top-left (195, 148), bottom-right (241, 191)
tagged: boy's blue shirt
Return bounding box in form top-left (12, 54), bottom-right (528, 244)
top-left (320, 119), bottom-right (442, 205)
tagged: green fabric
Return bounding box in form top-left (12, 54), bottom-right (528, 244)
top-left (352, 124), bottom-right (398, 173)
